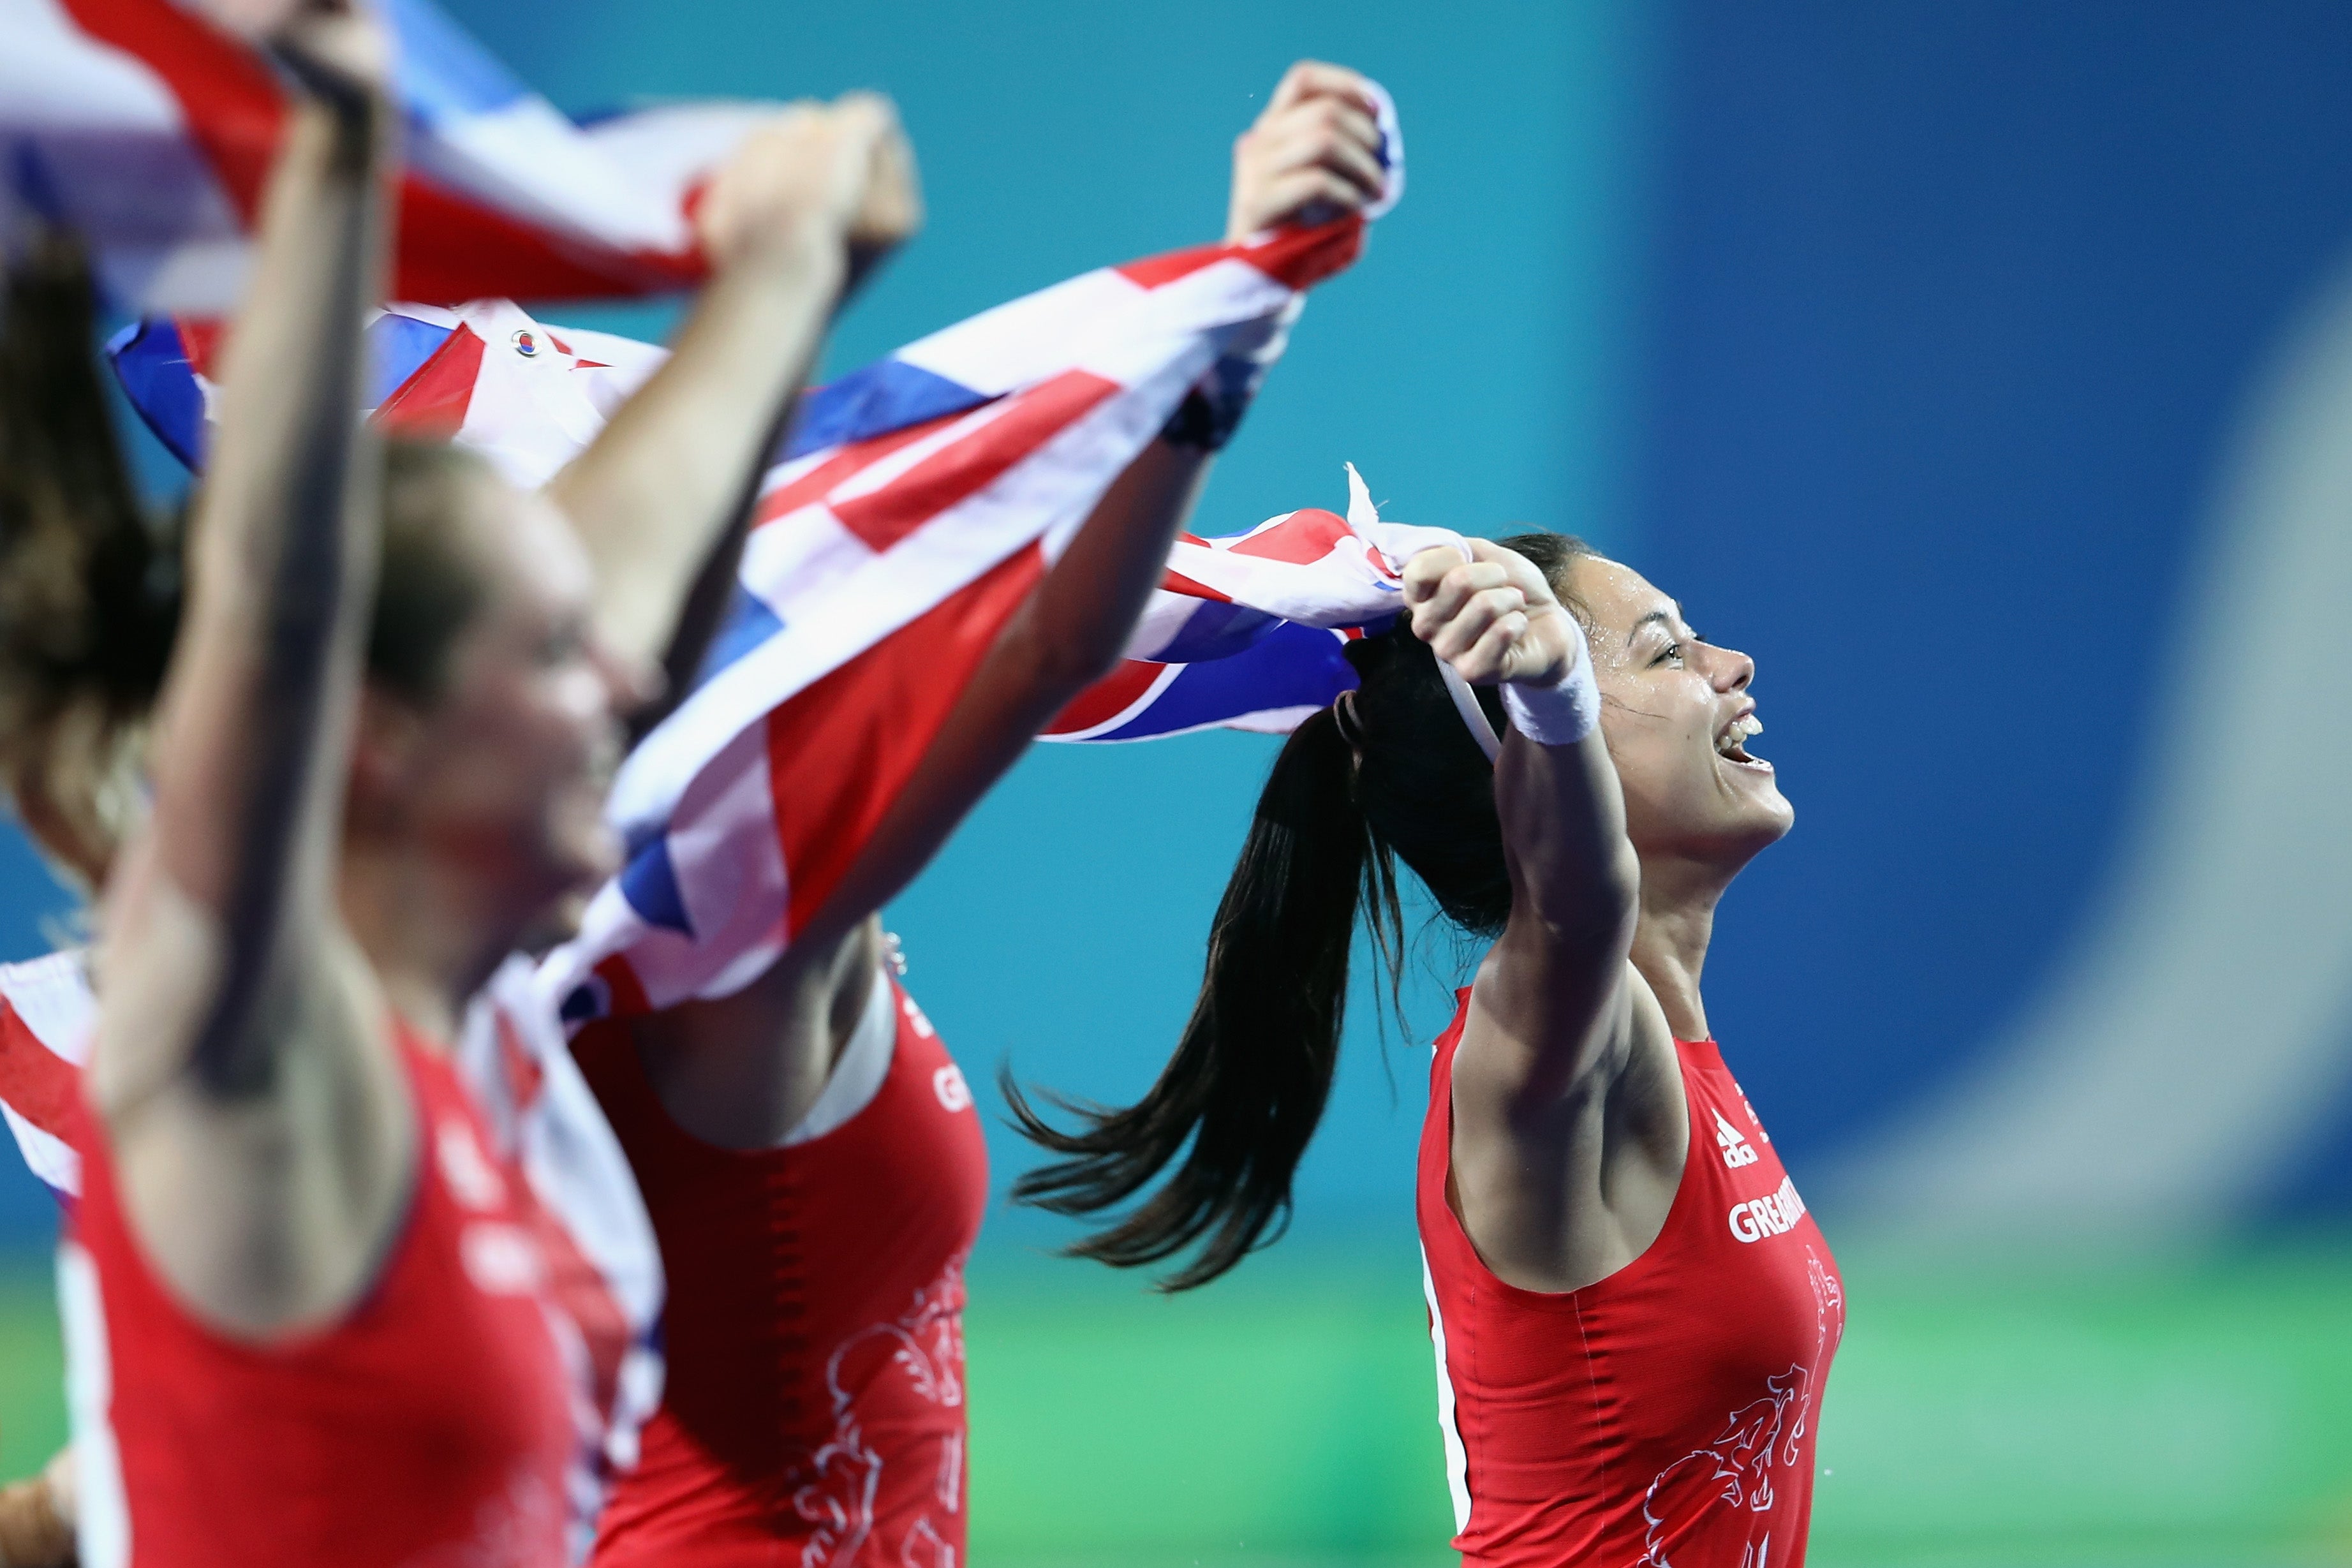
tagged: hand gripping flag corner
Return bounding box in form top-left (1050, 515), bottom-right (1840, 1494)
top-left (1, 0), bottom-right (780, 311)
top-left (1041, 461), bottom-right (1469, 742)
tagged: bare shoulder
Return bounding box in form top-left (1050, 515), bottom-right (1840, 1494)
top-left (102, 929), bottom-right (413, 1338)
top-left (628, 917), bottom-right (881, 1148)
top-left (1444, 957), bottom-right (1689, 1294)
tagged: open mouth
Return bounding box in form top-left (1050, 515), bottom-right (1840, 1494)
top-left (1715, 713), bottom-right (1770, 769)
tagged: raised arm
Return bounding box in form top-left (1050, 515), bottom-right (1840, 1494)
top-left (806, 61), bottom-right (1390, 934)
top-left (545, 97), bottom-right (919, 685)
top-left (89, 6), bottom-right (403, 1332)
top-left (1404, 540), bottom-right (1678, 1292)
top-left (1408, 540), bottom-right (1641, 1100)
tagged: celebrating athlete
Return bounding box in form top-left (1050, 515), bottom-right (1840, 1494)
top-left (1015, 531), bottom-right (1844, 1564)
top-left (63, 8), bottom-right (584, 1560)
top-left (566, 60), bottom-right (1395, 1568)
top-left (0, 4), bottom-right (923, 1562)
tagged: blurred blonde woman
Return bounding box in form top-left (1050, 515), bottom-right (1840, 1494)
top-left (0, 4), bottom-right (919, 1562)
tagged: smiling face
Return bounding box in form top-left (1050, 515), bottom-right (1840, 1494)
top-left (1564, 554), bottom-right (1793, 872)
top-left (350, 466), bottom-right (642, 938)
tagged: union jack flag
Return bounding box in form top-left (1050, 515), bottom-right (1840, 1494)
top-left (1043, 462), bottom-right (1465, 741)
top-left (0, 952), bottom-right (91, 1205)
top-left (1, 0), bottom-right (775, 311)
top-left (554, 211), bottom-right (1404, 1019)
top-left (106, 84), bottom-right (1409, 1021)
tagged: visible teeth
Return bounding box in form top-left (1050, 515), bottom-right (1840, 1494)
top-left (1716, 716), bottom-right (1763, 758)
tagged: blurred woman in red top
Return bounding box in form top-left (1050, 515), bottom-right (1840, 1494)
top-left (573, 59), bottom-right (1397, 1568)
top-left (60, 8), bottom-right (588, 1560)
top-left (24, 4), bottom-right (914, 1564)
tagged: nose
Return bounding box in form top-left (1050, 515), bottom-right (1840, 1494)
top-left (1703, 642), bottom-right (1756, 695)
top-left (593, 637), bottom-right (664, 719)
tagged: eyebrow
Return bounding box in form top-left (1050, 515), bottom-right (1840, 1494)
top-left (1628, 605), bottom-right (1683, 640)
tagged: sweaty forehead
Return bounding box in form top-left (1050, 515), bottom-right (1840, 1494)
top-left (1566, 556), bottom-right (1677, 642)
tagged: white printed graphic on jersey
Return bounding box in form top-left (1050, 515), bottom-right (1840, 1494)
top-left (1727, 1176), bottom-right (1808, 1243)
top-left (787, 1259), bottom-right (968, 1566)
top-left (899, 991), bottom-right (937, 1039)
top-left (436, 1119), bottom-right (509, 1211)
top-left (1715, 1108), bottom-right (1759, 1168)
top-left (1734, 1084), bottom-right (1770, 1143)
top-left (933, 1064), bottom-right (973, 1114)
top-left (1639, 1250), bottom-right (1843, 1566)
top-left (459, 1222), bottom-right (546, 1296)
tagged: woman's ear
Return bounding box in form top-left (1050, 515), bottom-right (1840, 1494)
top-left (344, 686), bottom-right (427, 832)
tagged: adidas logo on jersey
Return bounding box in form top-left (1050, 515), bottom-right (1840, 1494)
top-left (1714, 1108), bottom-right (1759, 1169)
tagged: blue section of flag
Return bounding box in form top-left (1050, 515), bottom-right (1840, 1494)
top-left (108, 313), bottom-right (462, 473)
top-left (1153, 600), bottom-right (1284, 664)
top-left (105, 319), bottom-right (207, 470)
top-left (366, 313), bottom-right (457, 408)
top-left (692, 589), bottom-right (787, 690)
top-left (786, 359), bottom-right (995, 459)
top-left (617, 837), bottom-right (693, 936)
top-left (558, 984), bottom-right (600, 1025)
top-left (384, 0), bottom-right (532, 121)
top-left (1097, 623), bottom-right (1356, 741)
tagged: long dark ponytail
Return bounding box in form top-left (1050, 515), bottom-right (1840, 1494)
top-left (1007, 531), bottom-right (1595, 1289)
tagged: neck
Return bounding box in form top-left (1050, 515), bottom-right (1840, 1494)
top-left (338, 836), bottom-right (519, 1046)
top-left (1627, 852), bottom-right (1736, 1042)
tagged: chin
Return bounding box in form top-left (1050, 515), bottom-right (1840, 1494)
top-left (1687, 791), bottom-right (1794, 872)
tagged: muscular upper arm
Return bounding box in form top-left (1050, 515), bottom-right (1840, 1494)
top-left (1419, 677), bottom-right (1674, 1292)
top-left (85, 53), bottom-right (412, 1336)
top-left (1449, 720), bottom-right (1642, 1109)
top-left (1447, 952), bottom-right (1687, 1295)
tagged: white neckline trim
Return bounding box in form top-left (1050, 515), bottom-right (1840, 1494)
top-left (780, 967), bottom-right (895, 1148)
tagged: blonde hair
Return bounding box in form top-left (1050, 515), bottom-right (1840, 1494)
top-left (0, 232), bottom-right (179, 887)
top-left (0, 233), bottom-right (505, 887)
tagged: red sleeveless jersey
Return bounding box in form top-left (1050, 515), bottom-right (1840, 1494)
top-left (64, 1024), bottom-right (576, 1568)
top-left (1417, 990), bottom-right (1844, 1567)
top-left (572, 974), bottom-right (987, 1568)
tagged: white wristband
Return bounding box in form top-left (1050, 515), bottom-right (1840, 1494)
top-left (1499, 619), bottom-right (1601, 747)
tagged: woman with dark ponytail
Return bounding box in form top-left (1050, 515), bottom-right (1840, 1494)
top-left (1016, 531), bottom-right (1844, 1564)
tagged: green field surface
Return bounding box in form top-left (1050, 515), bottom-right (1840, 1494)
top-left (5, 1238), bottom-right (2351, 1565)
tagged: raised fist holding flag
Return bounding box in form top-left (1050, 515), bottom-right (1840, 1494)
top-left (531, 59), bottom-right (1399, 1568)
